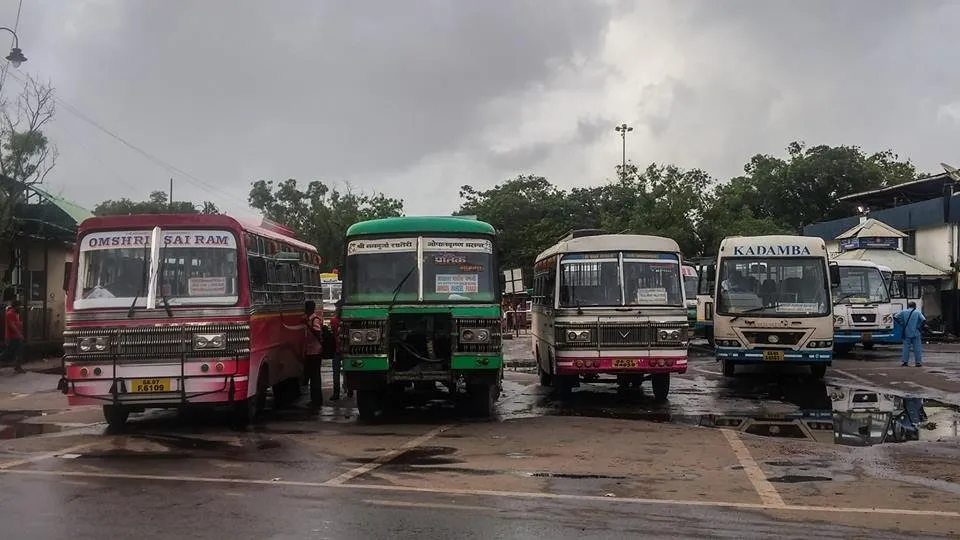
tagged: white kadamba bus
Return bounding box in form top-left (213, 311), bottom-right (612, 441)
top-left (831, 260), bottom-right (897, 354)
top-left (531, 231), bottom-right (689, 400)
top-left (712, 235), bottom-right (839, 379)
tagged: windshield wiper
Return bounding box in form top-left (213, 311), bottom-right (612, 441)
top-left (127, 242), bottom-right (151, 318)
top-left (155, 243), bottom-right (174, 318)
top-left (387, 264), bottom-right (417, 313)
top-left (729, 304), bottom-right (775, 323)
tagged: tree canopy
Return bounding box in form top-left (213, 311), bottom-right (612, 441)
top-left (248, 179), bottom-right (403, 271)
top-left (94, 190), bottom-right (221, 216)
top-left (456, 141), bottom-right (921, 271)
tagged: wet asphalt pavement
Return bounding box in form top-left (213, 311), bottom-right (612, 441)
top-left (1, 338), bottom-right (959, 539)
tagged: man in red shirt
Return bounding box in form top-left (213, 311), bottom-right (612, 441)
top-left (304, 300), bottom-right (324, 407)
top-left (2, 299), bottom-right (25, 373)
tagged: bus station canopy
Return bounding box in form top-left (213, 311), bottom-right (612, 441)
top-left (833, 248), bottom-right (949, 278)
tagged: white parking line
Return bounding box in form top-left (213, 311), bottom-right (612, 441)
top-left (322, 425), bottom-right (452, 486)
top-left (720, 429), bottom-right (785, 507)
top-left (1, 467), bottom-right (958, 518)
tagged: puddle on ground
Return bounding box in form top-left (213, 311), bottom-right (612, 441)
top-left (535, 382), bottom-right (960, 448)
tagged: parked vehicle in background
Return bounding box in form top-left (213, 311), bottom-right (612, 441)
top-left (831, 260), bottom-right (898, 354)
top-left (339, 216), bottom-right (503, 419)
top-left (712, 235), bottom-right (839, 379)
top-left (59, 214), bottom-right (320, 428)
top-left (682, 264), bottom-right (698, 328)
top-left (531, 230), bottom-right (689, 400)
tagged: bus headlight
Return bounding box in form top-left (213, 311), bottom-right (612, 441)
top-left (194, 333), bottom-right (226, 350)
top-left (834, 315), bottom-right (844, 325)
top-left (351, 329), bottom-right (380, 344)
top-left (460, 328), bottom-right (491, 343)
top-left (78, 336), bottom-right (109, 353)
top-left (658, 329), bottom-right (681, 341)
top-left (882, 314), bottom-right (893, 324)
top-left (565, 329), bottom-right (591, 342)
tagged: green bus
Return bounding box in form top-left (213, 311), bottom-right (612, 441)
top-left (340, 216), bottom-right (503, 419)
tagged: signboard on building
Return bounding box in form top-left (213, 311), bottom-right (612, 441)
top-left (839, 237), bottom-right (900, 251)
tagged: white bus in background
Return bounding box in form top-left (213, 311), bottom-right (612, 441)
top-left (531, 231), bottom-right (689, 400)
top-left (712, 235), bottom-right (839, 379)
top-left (681, 264), bottom-right (699, 328)
top-left (831, 260), bottom-right (898, 354)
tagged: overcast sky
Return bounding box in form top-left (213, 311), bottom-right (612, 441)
top-left (6, 0), bottom-right (960, 219)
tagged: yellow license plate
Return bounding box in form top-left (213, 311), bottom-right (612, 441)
top-left (762, 350), bottom-right (784, 362)
top-left (612, 359), bottom-right (638, 368)
top-left (861, 333), bottom-right (872, 341)
top-left (130, 378), bottom-right (172, 393)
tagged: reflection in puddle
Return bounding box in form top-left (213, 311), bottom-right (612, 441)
top-left (540, 382), bottom-right (960, 447)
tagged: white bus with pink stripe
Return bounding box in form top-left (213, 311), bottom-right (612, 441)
top-left (531, 231), bottom-right (689, 400)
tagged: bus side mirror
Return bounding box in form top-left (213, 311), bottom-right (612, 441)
top-left (829, 264), bottom-right (840, 288)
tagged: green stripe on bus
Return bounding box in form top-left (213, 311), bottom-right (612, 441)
top-left (451, 355), bottom-right (503, 370)
top-left (342, 357), bottom-right (389, 371)
top-left (341, 305), bottom-right (500, 318)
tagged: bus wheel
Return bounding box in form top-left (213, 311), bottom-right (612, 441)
top-left (356, 390), bottom-right (379, 422)
top-left (273, 378), bottom-right (300, 409)
top-left (538, 363), bottom-right (552, 387)
top-left (862, 343), bottom-right (875, 350)
top-left (810, 364), bottom-right (827, 379)
top-left (232, 367), bottom-right (267, 428)
top-left (102, 405), bottom-right (129, 430)
top-left (834, 344), bottom-right (854, 356)
top-left (651, 374), bottom-right (670, 401)
top-left (722, 360), bottom-right (736, 377)
top-left (467, 383), bottom-right (496, 418)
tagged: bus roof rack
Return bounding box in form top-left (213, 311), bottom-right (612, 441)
top-left (559, 228), bottom-right (606, 242)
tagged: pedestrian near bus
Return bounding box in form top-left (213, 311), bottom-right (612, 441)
top-left (304, 300), bottom-right (324, 407)
top-left (1, 299), bottom-right (25, 373)
top-left (894, 300), bottom-right (925, 367)
top-left (329, 299), bottom-right (351, 400)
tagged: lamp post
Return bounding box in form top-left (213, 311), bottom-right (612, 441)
top-left (0, 26), bottom-right (26, 67)
top-left (615, 123), bottom-right (633, 181)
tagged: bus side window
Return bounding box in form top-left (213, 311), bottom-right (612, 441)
top-left (248, 255), bottom-right (267, 303)
top-left (544, 262), bottom-right (557, 308)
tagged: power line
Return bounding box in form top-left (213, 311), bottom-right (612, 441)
top-left (2, 67), bottom-right (251, 208)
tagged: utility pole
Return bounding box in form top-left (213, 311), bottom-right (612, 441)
top-left (615, 123), bottom-right (633, 181)
top-left (169, 178), bottom-right (173, 211)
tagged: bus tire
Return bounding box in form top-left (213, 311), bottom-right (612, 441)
top-left (810, 364), bottom-right (827, 379)
top-left (102, 405), bottom-right (129, 430)
top-left (232, 366), bottom-right (267, 429)
top-left (467, 383), bottom-right (496, 418)
top-left (862, 343), bottom-right (875, 350)
top-left (273, 377), bottom-right (300, 409)
top-left (834, 343), bottom-right (854, 356)
top-left (652, 374), bottom-right (670, 401)
top-left (537, 355), bottom-right (552, 387)
top-left (722, 360), bottom-right (735, 377)
top-left (356, 390), bottom-right (379, 422)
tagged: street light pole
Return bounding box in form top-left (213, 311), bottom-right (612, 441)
top-left (614, 123), bottom-right (633, 181)
top-left (0, 27), bottom-right (26, 67)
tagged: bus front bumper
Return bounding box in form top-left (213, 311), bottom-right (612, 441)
top-left (715, 347), bottom-right (832, 364)
top-left (834, 329), bottom-right (897, 345)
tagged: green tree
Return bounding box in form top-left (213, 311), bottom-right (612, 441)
top-left (726, 141), bottom-right (918, 232)
top-left (248, 179), bottom-right (403, 271)
top-left (0, 76), bottom-right (57, 245)
top-left (456, 175), bottom-right (573, 271)
top-left (93, 190), bottom-right (221, 216)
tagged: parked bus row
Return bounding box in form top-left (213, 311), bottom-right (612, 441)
top-left (55, 211), bottom-right (859, 427)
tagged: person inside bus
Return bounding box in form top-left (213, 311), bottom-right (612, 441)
top-left (304, 300), bottom-right (324, 407)
top-left (894, 301), bottom-right (925, 367)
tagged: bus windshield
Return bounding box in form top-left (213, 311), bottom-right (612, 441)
top-left (558, 252), bottom-right (683, 308)
top-left (74, 229), bottom-right (240, 309)
top-left (834, 266), bottom-right (890, 304)
top-left (717, 257), bottom-right (829, 316)
top-left (343, 236), bottom-right (496, 303)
